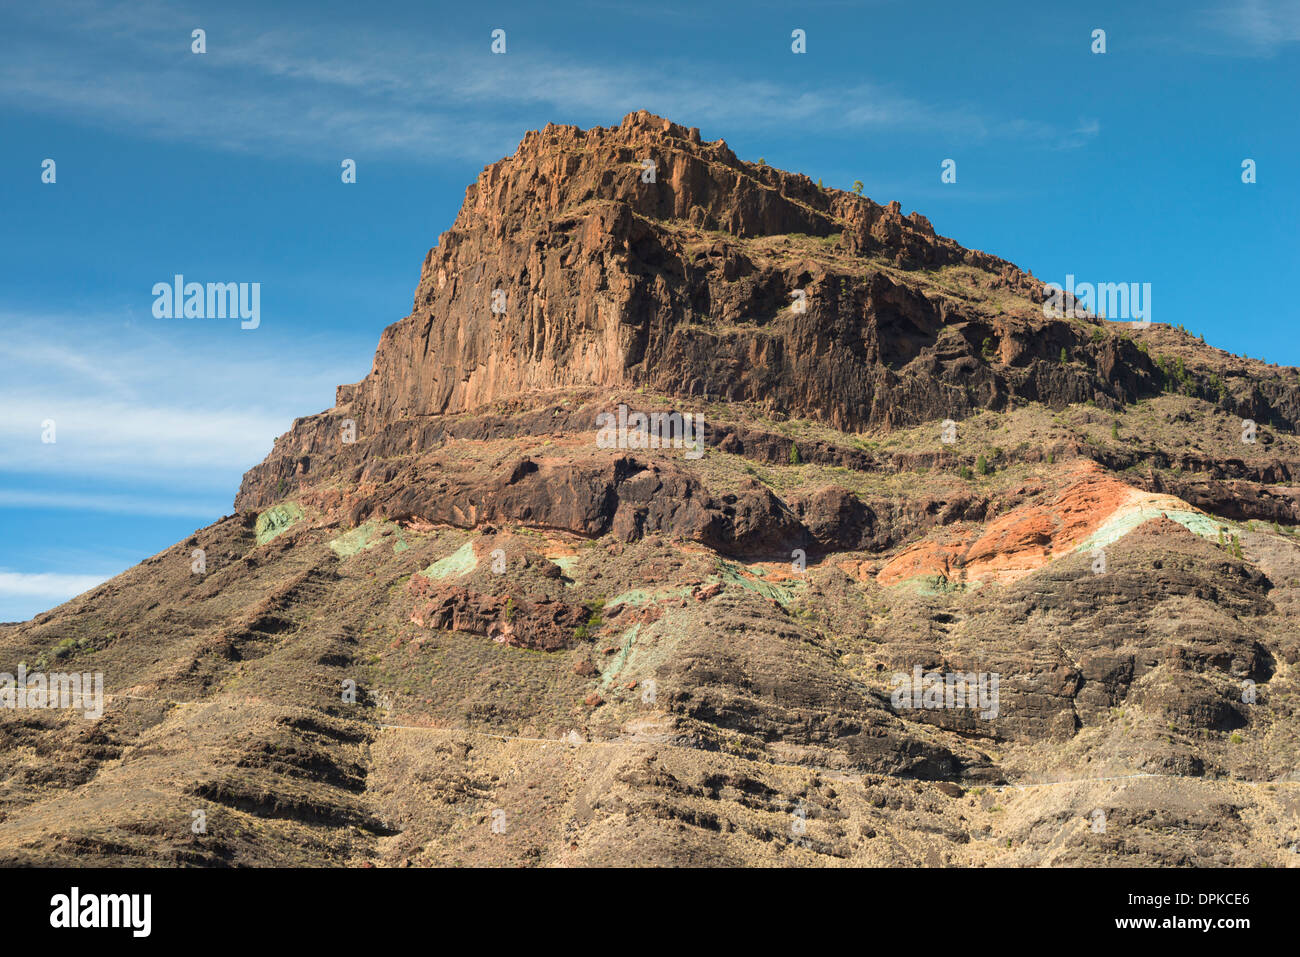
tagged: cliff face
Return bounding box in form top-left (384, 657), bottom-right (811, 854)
top-left (331, 110), bottom-right (1144, 436)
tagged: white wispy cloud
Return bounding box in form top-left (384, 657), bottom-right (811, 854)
top-left (0, 309), bottom-right (357, 492)
top-left (0, 489), bottom-right (227, 519)
top-left (1043, 117), bottom-right (1103, 152)
top-left (0, 0), bottom-right (1099, 161)
top-left (0, 396), bottom-right (290, 476)
top-left (1206, 0), bottom-right (1300, 53)
top-left (0, 571), bottom-right (109, 600)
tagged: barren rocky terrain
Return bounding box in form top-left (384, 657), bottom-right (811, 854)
top-left (2, 112), bottom-right (1298, 866)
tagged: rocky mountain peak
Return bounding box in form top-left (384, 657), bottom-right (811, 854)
top-left (8, 115), bottom-right (1300, 871)
top-left (236, 115), bottom-right (1300, 527)
top-left (330, 114), bottom-right (1111, 447)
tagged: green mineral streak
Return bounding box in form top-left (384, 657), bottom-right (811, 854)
top-left (255, 503), bottom-right (304, 545)
top-left (1073, 506), bottom-right (1224, 555)
top-left (328, 521), bottom-right (384, 557)
top-left (609, 562), bottom-right (798, 608)
top-left (715, 559), bottom-right (798, 605)
top-left (600, 625), bottom-right (640, 689)
top-left (607, 586), bottom-right (693, 608)
top-left (420, 540), bottom-right (478, 579)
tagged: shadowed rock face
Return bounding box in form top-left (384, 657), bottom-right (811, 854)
top-left (4, 115), bottom-right (1300, 868)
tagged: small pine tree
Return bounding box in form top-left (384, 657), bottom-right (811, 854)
top-left (757, 157), bottom-right (766, 167)
top-left (852, 181), bottom-right (864, 196)
top-left (789, 444), bottom-right (802, 465)
top-left (976, 454), bottom-right (990, 476)
top-left (816, 178), bottom-right (823, 189)
top-left (1059, 347), bottom-right (1068, 365)
top-left (1110, 421), bottom-right (1119, 440)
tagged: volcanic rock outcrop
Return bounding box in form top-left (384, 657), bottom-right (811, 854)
top-left (4, 114), bottom-right (1300, 868)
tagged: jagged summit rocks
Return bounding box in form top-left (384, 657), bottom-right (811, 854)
top-left (330, 110), bottom-right (1143, 441)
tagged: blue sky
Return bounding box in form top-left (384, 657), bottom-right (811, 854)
top-left (2, 0), bottom-right (1297, 620)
